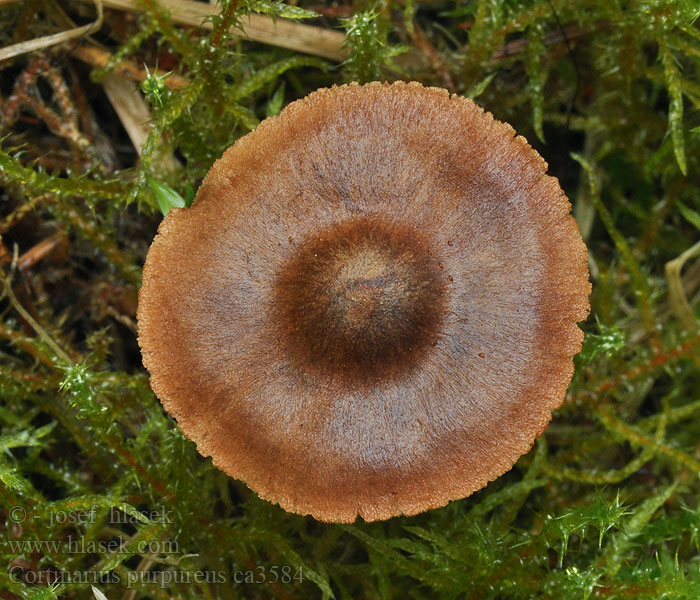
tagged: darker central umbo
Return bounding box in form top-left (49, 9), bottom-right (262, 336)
top-left (273, 217), bottom-right (447, 382)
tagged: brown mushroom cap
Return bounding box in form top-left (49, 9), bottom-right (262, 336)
top-left (137, 81), bottom-right (590, 523)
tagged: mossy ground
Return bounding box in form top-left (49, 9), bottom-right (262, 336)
top-left (1, 0), bottom-right (700, 598)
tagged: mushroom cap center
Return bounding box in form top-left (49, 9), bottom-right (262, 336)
top-left (330, 247), bottom-right (401, 331)
top-left (273, 217), bottom-right (447, 383)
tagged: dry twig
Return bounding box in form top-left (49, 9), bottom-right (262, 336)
top-left (96, 0), bottom-right (347, 60)
top-left (0, 0), bottom-right (104, 62)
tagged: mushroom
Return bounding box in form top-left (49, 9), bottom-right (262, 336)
top-left (137, 81), bottom-right (590, 523)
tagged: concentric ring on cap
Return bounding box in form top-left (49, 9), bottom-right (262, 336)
top-left (272, 216), bottom-right (447, 384)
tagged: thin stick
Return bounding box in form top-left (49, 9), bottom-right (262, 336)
top-left (98, 0), bottom-right (347, 61)
top-left (0, 275), bottom-right (73, 365)
top-left (0, 0), bottom-right (103, 62)
top-left (101, 73), bottom-right (153, 153)
top-left (17, 231), bottom-right (68, 273)
top-left (71, 43), bottom-right (189, 89)
top-left (665, 239), bottom-right (700, 332)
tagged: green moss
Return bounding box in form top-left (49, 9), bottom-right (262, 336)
top-left (341, 6), bottom-right (408, 83)
top-left (1, 0), bottom-right (700, 598)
